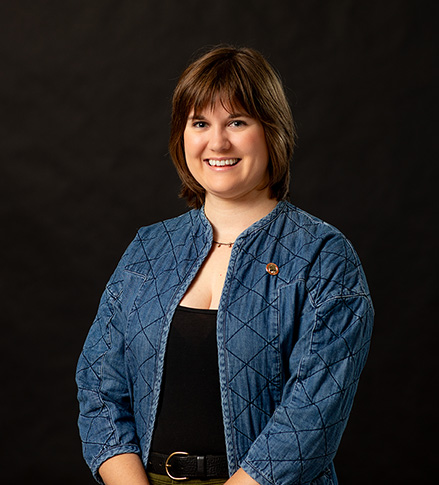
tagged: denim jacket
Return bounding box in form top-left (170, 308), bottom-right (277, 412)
top-left (76, 201), bottom-right (374, 485)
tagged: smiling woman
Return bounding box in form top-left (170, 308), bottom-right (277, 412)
top-left (76, 46), bottom-right (374, 485)
top-left (169, 46), bottom-right (295, 209)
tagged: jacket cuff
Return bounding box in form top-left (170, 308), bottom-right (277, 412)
top-left (90, 444), bottom-right (142, 484)
top-left (241, 460), bottom-right (273, 485)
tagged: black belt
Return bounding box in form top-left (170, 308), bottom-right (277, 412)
top-left (147, 451), bottom-right (229, 480)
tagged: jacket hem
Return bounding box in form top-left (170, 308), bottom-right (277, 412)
top-left (241, 460), bottom-right (274, 485)
top-left (90, 444), bottom-right (142, 484)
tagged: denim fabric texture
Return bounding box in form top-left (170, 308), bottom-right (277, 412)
top-left (76, 201), bottom-right (374, 485)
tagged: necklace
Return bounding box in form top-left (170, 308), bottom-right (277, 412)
top-left (213, 240), bottom-right (234, 248)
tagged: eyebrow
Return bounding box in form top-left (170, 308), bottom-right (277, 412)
top-left (188, 111), bottom-right (248, 121)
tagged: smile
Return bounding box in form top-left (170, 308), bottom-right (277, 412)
top-left (206, 158), bottom-right (240, 167)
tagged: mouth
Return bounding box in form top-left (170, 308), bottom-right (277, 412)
top-left (205, 158), bottom-right (241, 167)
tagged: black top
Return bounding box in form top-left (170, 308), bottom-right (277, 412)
top-left (150, 305), bottom-right (227, 455)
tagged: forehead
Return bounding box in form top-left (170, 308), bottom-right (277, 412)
top-left (189, 95), bottom-right (247, 117)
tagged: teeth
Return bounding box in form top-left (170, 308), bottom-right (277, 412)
top-left (207, 159), bottom-right (239, 167)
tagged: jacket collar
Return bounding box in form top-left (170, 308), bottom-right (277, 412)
top-left (196, 199), bottom-right (288, 244)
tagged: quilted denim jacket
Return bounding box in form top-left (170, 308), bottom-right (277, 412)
top-left (76, 201), bottom-right (374, 485)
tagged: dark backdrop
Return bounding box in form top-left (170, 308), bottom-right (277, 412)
top-left (1, 1), bottom-right (437, 483)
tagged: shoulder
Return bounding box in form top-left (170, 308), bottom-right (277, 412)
top-left (137, 209), bottom-right (198, 239)
top-left (273, 202), bottom-right (356, 261)
top-left (277, 202), bottom-right (371, 301)
top-left (280, 202), bottom-right (345, 239)
top-left (103, 210), bottom-right (201, 293)
top-left (132, 210), bottom-right (199, 251)
top-left (118, 209), bottom-right (204, 274)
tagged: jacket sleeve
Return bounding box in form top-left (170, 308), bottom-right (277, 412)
top-left (241, 235), bottom-right (374, 485)
top-left (76, 243), bottom-right (142, 483)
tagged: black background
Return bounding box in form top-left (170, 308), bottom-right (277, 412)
top-left (1, 1), bottom-right (437, 484)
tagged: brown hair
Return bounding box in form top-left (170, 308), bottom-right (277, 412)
top-left (169, 45), bottom-right (296, 208)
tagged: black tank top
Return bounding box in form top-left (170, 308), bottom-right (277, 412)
top-left (150, 305), bottom-right (227, 455)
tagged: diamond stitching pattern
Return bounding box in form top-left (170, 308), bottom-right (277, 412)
top-left (76, 203), bottom-right (373, 484)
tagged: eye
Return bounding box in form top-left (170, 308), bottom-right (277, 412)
top-left (192, 121), bottom-right (207, 128)
top-left (229, 120), bottom-right (247, 128)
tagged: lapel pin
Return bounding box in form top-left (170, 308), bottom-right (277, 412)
top-left (266, 262), bottom-right (279, 275)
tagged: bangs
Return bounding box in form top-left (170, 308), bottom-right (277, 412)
top-left (183, 59), bottom-right (259, 119)
top-left (193, 93), bottom-right (245, 118)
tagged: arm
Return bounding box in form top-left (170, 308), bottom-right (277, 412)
top-left (242, 237), bottom-right (374, 485)
top-left (99, 454), bottom-right (150, 485)
top-left (226, 468), bottom-right (260, 485)
top-left (76, 242), bottom-right (145, 483)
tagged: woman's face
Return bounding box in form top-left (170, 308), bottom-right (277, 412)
top-left (183, 100), bottom-right (270, 204)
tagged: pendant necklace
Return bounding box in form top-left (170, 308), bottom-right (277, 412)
top-left (213, 240), bottom-right (234, 248)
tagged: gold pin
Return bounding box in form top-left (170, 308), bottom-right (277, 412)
top-left (266, 263), bottom-right (279, 275)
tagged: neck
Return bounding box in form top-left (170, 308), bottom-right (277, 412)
top-left (204, 194), bottom-right (278, 243)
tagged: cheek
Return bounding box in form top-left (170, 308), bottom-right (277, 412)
top-left (183, 130), bottom-right (190, 155)
top-left (249, 132), bottom-right (269, 162)
top-left (182, 134), bottom-right (199, 177)
top-left (183, 132), bottom-right (202, 158)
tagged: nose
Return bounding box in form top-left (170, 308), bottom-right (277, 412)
top-left (208, 126), bottom-right (231, 152)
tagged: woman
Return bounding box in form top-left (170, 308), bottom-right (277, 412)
top-left (76, 46), bottom-right (374, 485)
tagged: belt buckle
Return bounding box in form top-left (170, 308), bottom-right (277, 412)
top-left (165, 451), bottom-right (189, 480)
